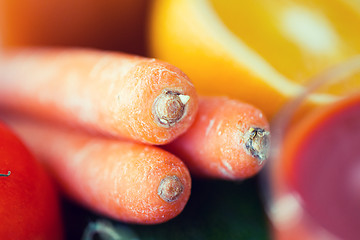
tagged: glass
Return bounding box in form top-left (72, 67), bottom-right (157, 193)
top-left (262, 55), bottom-right (360, 240)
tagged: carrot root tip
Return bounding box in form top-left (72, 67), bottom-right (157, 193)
top-left (152, 90), bottom-right (189, 128)
top-left (158, 175), bottom-right (184, 203)
top-left (243, 127), bottom-right (270, 164)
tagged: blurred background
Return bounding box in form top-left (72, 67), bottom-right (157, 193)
top-left (0, 0), bottom-right (150, 55)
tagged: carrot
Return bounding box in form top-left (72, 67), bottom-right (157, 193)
top-left (3, 117), bottom-right (191, 224)
top-left (0, 48), bottom-right (198, 144)
top-left (164, 96), bottom-right (271, 180)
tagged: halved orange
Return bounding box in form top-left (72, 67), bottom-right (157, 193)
top-left (148, 0), bottom-right (360, 119)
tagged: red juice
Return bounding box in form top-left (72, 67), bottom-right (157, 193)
top-left (281, 94), bottom-right (360, 240)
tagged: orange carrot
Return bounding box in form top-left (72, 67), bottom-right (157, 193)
top-left (0, 48), bottom-right (198, 144)
top-left (164, 96), bottom-right (270, 180)
top-left (4, 117), bottom-right (191, 224)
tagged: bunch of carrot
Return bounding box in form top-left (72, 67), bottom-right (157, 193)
top-left (0, 47), bottom-right (270, 224)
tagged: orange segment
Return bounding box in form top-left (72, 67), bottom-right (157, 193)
top-left (148, 0), bottom-right (360, 119)
top-left (211, 0), bottom-right (360, 82)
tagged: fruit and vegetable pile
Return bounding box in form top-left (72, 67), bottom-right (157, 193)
top-left (0, 0), bottom-right (359, 239)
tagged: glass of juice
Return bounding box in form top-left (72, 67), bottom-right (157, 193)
top-left (262, 55), bottom-right (360, 240)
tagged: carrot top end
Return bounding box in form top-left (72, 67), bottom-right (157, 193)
top-left (243, 127), bottom-right (271, 165)
top-left (157, 175), bottom-right (184, 203)
top-left (152, 89), bottom-right (190, 128)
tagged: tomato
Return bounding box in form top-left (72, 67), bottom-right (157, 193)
top-left (0, 121), bottom-right (63, 239)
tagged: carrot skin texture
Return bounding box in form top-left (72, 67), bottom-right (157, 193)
top-left (5, 118), bottom-right (192, 224)
top-left (0, 48), bottom-right (198, 144)
top-left (165, 96), bottom-right (270, 180)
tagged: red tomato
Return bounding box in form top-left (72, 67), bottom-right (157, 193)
top-left (0, 121), bottom-right (63, 239)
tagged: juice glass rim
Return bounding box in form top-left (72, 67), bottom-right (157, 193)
top-left (261, 54), bottom-right (360, 239)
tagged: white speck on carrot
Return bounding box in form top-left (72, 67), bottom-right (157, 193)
top-left (215, 120), bottom-right (223, 135)
top-left (222, 159), bottom-right (233, 172)
top-left (218, 160), bottom-right (236, 179)
top-left (179, 95), bottom-right (190, 105)
top-left (205, 119), bottom-right (215, 136)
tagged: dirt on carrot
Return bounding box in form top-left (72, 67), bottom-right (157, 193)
top-left (165, 96), bottom-right (270, 180)
top-left (4, 117), bottom-right (192, 224)
top-left (0, 48), bottom-right (198, 145)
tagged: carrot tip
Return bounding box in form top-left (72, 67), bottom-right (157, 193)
top-left (158, 175), bottom-right (184, 203)
top-left (152, 90), bottom-right (189, 128)
top-left (243, 127), bottom-right (270, 164)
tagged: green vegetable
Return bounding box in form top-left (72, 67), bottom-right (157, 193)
top-left (64, 177), bottom-right (269, 240)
